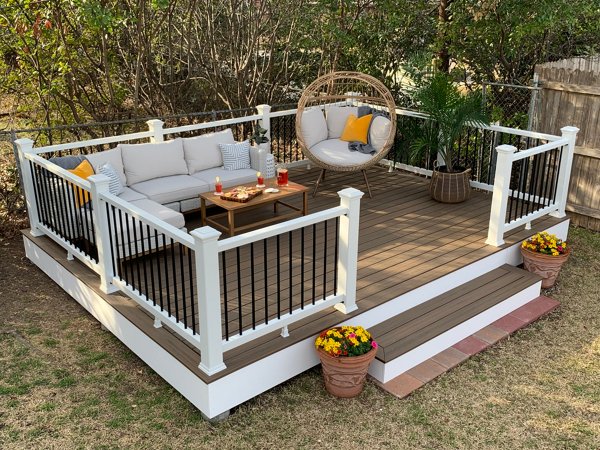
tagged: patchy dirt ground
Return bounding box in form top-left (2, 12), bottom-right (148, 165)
top-left (1, 228), bottom-right (599, 449)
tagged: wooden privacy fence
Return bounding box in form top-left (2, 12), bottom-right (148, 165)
top-left (535, 57), bottom-right (600, 231)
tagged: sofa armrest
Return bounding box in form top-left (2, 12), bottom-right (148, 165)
top-left (249, 145), bottom-right (270, 174)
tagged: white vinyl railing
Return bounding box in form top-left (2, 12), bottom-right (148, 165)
top-left (485, 126), bottom-right (579, 246)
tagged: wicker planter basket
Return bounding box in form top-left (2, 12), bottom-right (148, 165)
top-left (520, 246), bottom-right (571, 288)
top-left (317, 348), bottom-right (377, 398)
top-left (429, 166), bottom-right (472, 203)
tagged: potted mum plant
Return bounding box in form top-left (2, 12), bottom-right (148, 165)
top-left (410, 71), bottom-right (490, 203)
top-left (315, 325), bottom-right (378, 398)
top-left (521, 231), bottom-right (570, 288)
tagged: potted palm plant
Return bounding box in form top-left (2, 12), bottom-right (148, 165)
top-left (411, 72), bottom-right (490, 203)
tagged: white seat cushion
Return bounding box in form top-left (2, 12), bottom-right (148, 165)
top-left (310, 139), bottom-right (375, 167)
top-left (129, 175), bottom-right (209, 204)
top-left (183, 129), bottom-right (235, 174)
top-left (192, 167), bottom-right (257, 190)
top-left (86, 148), bottom-right (127, 185)
top-left (300, 108), bottom-right (328, 149)
top-left (369, 115), bottom-right (392, 152)
top-left (117, 187), bottom-right (147, 202)
top-left (129, 199), bottom-right (186, 230)
top-left (121, 138), bottom-right (188, 185)
top-left (326, 106), bottom-right (358, 139)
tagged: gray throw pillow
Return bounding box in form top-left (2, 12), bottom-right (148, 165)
top-left (98, 163), bottom-right (125, 195)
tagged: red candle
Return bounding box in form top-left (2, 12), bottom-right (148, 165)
top-left (215, 176), bottom-right (223, 194)
top-left (257, 171), bottom-right (264, 186)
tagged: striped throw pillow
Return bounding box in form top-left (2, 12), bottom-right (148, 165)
top-left (98, 163), bottom-right (125, 195)
top-left (219, 140), bottom-right (251, 171)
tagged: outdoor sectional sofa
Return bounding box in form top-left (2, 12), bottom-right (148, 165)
top-left (50, 128), bottom-right (271, 251)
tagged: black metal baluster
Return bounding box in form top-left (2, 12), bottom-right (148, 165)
top-left (139, 221), bottom-right (150, 300)
top-left (188, 248), bottom-right (196, 334)
top-left (288, 231), bottom-right (293, 315)
top-left (276, 234), bottom-right (281, 319)
top-left (147, 225), bottom-right (156, 306)
top-left (250, 243), bottom-right (256, 329)
top-left (123, 211), bottom-right (136, 290)
top-left (526, 153), bottom-right (541, 217)
top-left (106, 204), bottom-right (116, 277)
top-left (312, 223), bottom-right (316, 305)
top-left (518, 155), bottom-right (529, 220)
top-left (155, 230), bottom-right (164, 311)
top-left (221, 251), bottom-right (229, 339)
top-left (170, 238), bottom-right (179, 321)
top-left (334, 218), bottom-right (339, 296)
top-left (300, 227), bottom-right (305, 309)
top-left (236, 247), bottom-right (243, 334)
top-left (132, 217), bottom-right (142, 293)
top-left (263, 239), bottom-right (268, 325)
top-left (323, 221), bottom-right (328, 299)
top-left (539, 150), bottom-right (550, 208)
top-left (111, 205), bottom-right (122, 279)
top-left (179, 242), bottom-right (188, 329)
top-left (551, 146), bottom-right (564, 204)
top-left (162, 233), bottom-right (171, 316)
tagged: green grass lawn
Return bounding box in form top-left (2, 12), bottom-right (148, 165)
top-left (1, 227), bottom-right (599, 449)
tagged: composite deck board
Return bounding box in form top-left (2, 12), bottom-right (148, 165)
top-left (372, 266), bottom-right (541, 361)
top-left (28, 165), bottom-right (566, 382)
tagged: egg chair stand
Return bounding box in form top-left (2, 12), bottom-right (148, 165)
top-left (312, 168), bottom-right (373, 198)
top-left (296, 71), bottom-right (397, 198)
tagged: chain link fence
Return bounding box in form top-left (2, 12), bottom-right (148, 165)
top-left (481, 79), bottom-right (540, 131)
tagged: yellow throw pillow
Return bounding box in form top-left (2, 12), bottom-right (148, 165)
top-left (68, 159), bottom-right (94, 206)
top-left (340, 114), bottom-right (372, 144)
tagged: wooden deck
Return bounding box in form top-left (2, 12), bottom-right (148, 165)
top-left (28, 165), bottom-right (566, 384)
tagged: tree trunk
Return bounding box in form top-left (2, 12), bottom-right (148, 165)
top-left (437, 0), bottom-right (451, 73)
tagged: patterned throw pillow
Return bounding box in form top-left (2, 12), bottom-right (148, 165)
top-left (219, 140), bottom-right (252, 171)
top-left (98, 162), bottom-right (125, 195)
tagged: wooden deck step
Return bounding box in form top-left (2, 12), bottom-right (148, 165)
top-left (372, 265), bottom-right (541, 363)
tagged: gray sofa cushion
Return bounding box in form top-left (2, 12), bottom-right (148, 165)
top-left (310, 138), bottom-right (374, 167)
top-left (86, 148), bottom-right (127, 185)
top-left (129, 175), bottom-right (209, 204)
top-left (48, 155), bottom-right (86, 170)
top-left (192, 167), bottom-right (257, 190)
top-left (121, 138), bottom-right (188, 185)
top-left (182, 129), bottom-right (235, 174)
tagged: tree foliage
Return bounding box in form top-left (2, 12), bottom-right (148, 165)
top-left (0, 0), bottom-right (598, 128)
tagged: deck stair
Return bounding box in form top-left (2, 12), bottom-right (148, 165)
top-left (369, 264), bottom-right (542, 383)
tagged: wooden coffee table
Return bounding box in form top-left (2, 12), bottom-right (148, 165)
top-left (200, 181), bottom-right (308, 236)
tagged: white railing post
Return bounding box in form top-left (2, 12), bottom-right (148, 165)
top-left (146, 119), bottom-right (165, 143)
top-left (88, 174), bottom-right (118, 294)
top-left (550, 126), bottom-right (579, 218)
top-left (191, 226), bottom-right (227, 375)
top-left (334, 187), bottom-right (364, 314)
top-left (485, 145), bottom-right (517, 247)
top-left (15, 138), bottom-right (44, 237)
top-left (256, 104), bottom-right (271, 151)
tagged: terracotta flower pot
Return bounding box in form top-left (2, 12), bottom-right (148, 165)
top-left (429, 166), bottom-right (472, 203)
top-left (520, 246), bottom-right (571, 288)
top-left (317, 347), bottom-right (377, 398)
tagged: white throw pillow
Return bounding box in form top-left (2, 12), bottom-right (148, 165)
top-left (182, 129), bottom-right (236, 174)
top-left (121, 138), bottom-right (188, 185)
top-left (326, 106), bottom-right (358, 139)
top-left (219, 140), bottom-right (252, 170)
top-left (85, 147), bottom-right (127, 185)
top-left (300, 108), bottom-right (328, 149)
top-left (369, 115), bottom-right (392, 152)
top-left (98, 163), bottom-right (125, 195)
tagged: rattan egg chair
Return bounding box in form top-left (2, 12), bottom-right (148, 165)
top-left (295, 71), bottom-right (397, 197)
